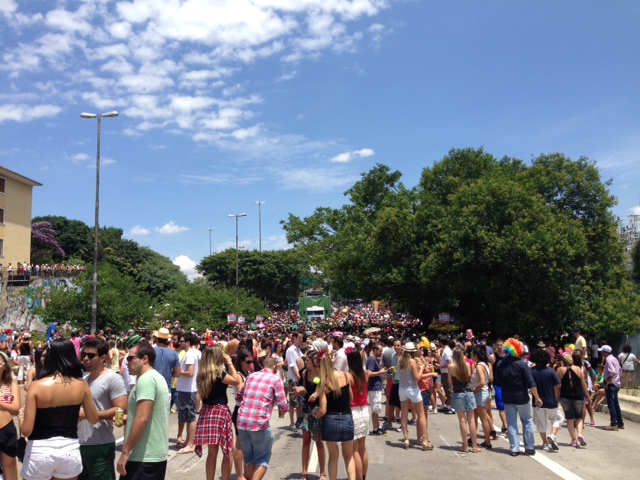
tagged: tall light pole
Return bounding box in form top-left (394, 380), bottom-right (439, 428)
top-left (254, 201), bottom-right (265, 252)
top-left (207, 228), bottom-right (214, 255)
top-left (81, 111), bottom-right (119, 335)
top-left (228, 213), bottom-right (247, 306)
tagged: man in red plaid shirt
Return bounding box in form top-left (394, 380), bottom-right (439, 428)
top-left (237, 357), bottom-right (288, 480)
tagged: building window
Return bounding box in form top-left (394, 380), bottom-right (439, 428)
top-left (0, 208), bottom-right (4, 224)
top-left (0, 239), bottom-right (3, 257)
top-left (0, 177), bottom-right (5, 194)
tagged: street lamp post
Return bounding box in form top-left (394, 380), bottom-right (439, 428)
top-left (81, 111), bottom-right (118, 335)
top-left (228, 213), bottom-right (247, 306)
top-left (254, 201), bottom-right (265, 252)
top-left (207, 228), bottom-right (214, 255)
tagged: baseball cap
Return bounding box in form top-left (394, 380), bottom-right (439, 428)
top-left (598, 345), bottom-right (612, 353)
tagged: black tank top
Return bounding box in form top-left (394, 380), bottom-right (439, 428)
top-left (202, 372), bottom-right (229, 406)
top-left (20, 342), bottom-right (31, 356)
top-left (560, 368), bottom-right (585, 400)
top-left (326, 382), bottom-right (351, 414)
top-left (30, 404), bottom-right (81, 440)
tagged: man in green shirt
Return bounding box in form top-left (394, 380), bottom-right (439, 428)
top-left (117, 341), bottom-right (170, 480)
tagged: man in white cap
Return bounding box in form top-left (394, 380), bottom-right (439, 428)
top-left (600, 345), bottom-right (624, 431)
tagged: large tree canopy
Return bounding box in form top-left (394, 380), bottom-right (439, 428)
top-left (282, 149), bottom-right (640, 338)
top-left (198, 248), bottom-right (304, 306)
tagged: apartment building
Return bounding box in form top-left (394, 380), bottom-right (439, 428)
top-left (0, 166), bottom-right (42, 270)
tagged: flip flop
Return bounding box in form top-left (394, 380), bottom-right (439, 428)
top-left (177, 446), bottom-right (195, 454)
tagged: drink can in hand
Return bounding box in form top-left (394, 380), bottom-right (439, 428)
top-left (114, 408), bottom-right (125, 427)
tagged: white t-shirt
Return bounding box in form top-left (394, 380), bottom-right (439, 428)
top-left (440, 346), bottom-right (452, 373)
top-left (619, 352), bottom-right (637, 372)
top-left (177, 348), bottom-right (201, 392)
top-left (285, 344), bottom-right (303, 382)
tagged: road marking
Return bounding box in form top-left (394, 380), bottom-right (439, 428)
top-left (531, 453), bottom-right (585, 480)
top-left (495, 434), bottom-right (584, 480)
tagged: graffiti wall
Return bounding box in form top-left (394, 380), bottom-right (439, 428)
top-left (0, 277), bottom-right (74, 332)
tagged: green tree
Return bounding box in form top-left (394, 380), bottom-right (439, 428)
top-left (33, 216), bottom-right (93, 262)
top-left (39, 263), bottom-right (154, 332)
top-left (159, 283), bottom-right (267, 331)
top-left (416, 149), bottom-right (635, 337)
top-left (198, 249), bottom-right (304, 306)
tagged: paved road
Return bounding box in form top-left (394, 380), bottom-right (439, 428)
top-left (116, 403), bottom-right (638, 480)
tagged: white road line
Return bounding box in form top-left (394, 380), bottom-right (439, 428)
top-left (439, 434), bottom-right (465, 457)
top-left (495, 432), bottom-right (584, 480)
top-left (531, 453), bottom-right (585, 480)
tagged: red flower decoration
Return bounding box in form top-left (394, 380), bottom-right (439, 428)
top-left (345, 346), bottom-right (354, 355)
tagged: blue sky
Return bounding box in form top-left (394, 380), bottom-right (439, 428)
top-left (1, 1), bottom-right (639, 280)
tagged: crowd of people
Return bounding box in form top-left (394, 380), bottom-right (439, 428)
top-left (0, 262), bottom-right (86, 280)
top-left (0, 310), bottom-right (637, 480)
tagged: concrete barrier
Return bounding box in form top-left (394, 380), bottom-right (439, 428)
top-left (597, 391), bottom-right (640, 424)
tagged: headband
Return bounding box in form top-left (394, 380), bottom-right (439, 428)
top-left (0, 351), bottom-right (9, 364)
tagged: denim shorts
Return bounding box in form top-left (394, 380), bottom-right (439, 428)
top-left (452, 391), bottom-right (477, 411)
top-left (322, 412), bottom-right (354, 443)
top-left (474, 390), bottom-right (489, 407)
top-left (238, 428), bottom-right (274, 467)
top-left (560, 398), bottom-right (584, 420)
top-left (421, 390), bottom-right (431, 407)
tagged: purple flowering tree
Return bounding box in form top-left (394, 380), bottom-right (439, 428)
top-left (31, 221), bottom-right (66, 264)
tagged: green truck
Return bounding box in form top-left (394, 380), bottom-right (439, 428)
top-left (298, 289), bottom-right (331, 320)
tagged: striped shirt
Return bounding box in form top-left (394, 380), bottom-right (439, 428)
top-left (237, 369), bottom-right (288, 432)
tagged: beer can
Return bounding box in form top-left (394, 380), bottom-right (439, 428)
top-left (114, 408), bottom-right (124, 427)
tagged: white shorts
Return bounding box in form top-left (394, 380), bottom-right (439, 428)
top-left (21, 437), bottom-right (82, 480)
top-left (532, 407), bottom-right (565, 433)
top-left (368, 390), bottom-right (383, 415)
top-left (351, 405), bottom-right (370, 440)
top-left (399, 386), bottom-right (422, 404)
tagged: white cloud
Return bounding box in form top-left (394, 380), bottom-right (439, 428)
top-left (0, 104), bottom-right (62, 123)
top-left (173, 255), bottom-right (201, 281)
top-left (631, 206), bottom-right (640, 215)
top-left (70, 153), bottom-right (90, 164)
top-left (157, 221), bottom-right (190, 234)
top-left (130, 225), bottom-right (151, 236)
top-left (330, 148), bottom-right (375, 163)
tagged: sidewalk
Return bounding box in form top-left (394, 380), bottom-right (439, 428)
top-left (597, 390), bottom-right (640, 424)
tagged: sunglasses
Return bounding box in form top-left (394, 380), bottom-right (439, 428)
top-left (82, 352), bottom-right (98, 360)
top-left (126, 355), bottom-right (141, 362)
top-left (244, 359), bottom-right (254, 364)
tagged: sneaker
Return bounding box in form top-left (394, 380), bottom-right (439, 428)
top-left (490, 430), bottom-right (497, 440)
top-left (437, 406), bottom-right (448, 412)
top-left (370, 428), bottom-right (383, 436)
top-left (378, 428), bottom-right (387, 436)
top-left (578, 435), bottom-right (587, 446)
top-left (547, 435), bottom-right (559, 450)
top-left (570, 441), bottom-right (580, 448)
top-left (542, 443), bottom-right (552, 453)
top-left (431, 409), bottom-right (438, 415)
top-left (408, 419), bottom-right (417, 426)
top-left (428, 405), bottom-right (434, 412)
top-left (603, 425), bottom-right (619, 431)
top-left (381, 422), bottom-right (393, 431)
top-left (589, 420), bottom-right (595, 427)
top-left (618, 425), bottom-right (625, 430)
top-left (289, 424), bottom-right (297, 431)
top-left (523, 449), bottom-right (536, 456)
